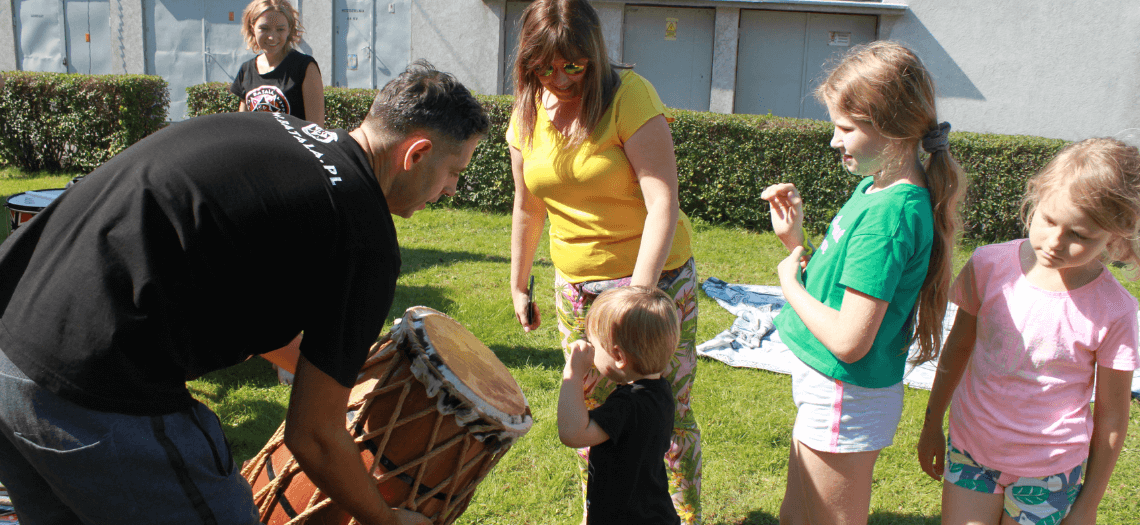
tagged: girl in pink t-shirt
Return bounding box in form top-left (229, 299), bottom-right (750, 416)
top-left (917, 138), bottom-right (1140, 525)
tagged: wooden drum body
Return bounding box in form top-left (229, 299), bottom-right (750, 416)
top-left (243, 306), bottom-right (533, 525)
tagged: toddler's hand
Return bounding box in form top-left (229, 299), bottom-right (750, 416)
top-left (565, 340), bottom-right (595, 379)
top-left (916, 422), bottom-right (946, 481)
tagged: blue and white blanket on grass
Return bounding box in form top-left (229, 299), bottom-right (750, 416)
top-left (696, 277), bottom-right (1140, 399)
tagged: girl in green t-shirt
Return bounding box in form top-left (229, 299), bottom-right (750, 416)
top-left (762, 41), bottom-right (967, 525)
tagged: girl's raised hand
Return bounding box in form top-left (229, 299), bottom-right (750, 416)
top-left (761, 183), bottom-right (805, 251)
top-left (916, 420), bottom-right (946, 481)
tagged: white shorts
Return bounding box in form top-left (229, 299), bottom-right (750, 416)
top-left (789, 354), bottom-right (903, 453)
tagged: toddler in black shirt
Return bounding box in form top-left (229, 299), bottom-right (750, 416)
top-left (557, 285), bottom-right (682, 525)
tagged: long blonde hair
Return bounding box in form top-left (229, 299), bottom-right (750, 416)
top-left (815, 41), bottom-right (966, 363)
top-left (1022, 138), bottom-right (1140, 274)
top-left (510, 0), bottom-right (622, 149)
top-left (241, 0), bottom-right (304, 53)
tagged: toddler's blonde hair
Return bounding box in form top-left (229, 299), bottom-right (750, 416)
top-left (586, 286), bottom-right (679, 376)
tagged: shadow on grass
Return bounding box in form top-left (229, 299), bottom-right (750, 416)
top-left (716, 509), bottom-right (776, 524)
top-left (399, 246), bottom-right (506, 274)
top-left (192, 358), bottom-right (288, 461)
top-left (719, 510), bottom-right (937, 525)
top-left (489, 342), bottom-right (565, 370)
top-left (225, 398), bottom-right (290, 462)
top-left (868, 512), bottom-right (939, 524)
top-left (398, 246), bottom-right (553, 276)
top-left (391, 284), bottom-right (457, 317)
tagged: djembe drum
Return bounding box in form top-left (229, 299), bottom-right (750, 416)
top-left (242, 306), bottom-right (533, 525)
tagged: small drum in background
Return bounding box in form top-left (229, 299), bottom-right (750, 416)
top-left (5, 188), bottom-right (66, 233)
top-left (243, 306), bottom-right (534, 525)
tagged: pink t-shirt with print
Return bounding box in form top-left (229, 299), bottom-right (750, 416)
top-left (947, 240), bottom-right (1139, 477)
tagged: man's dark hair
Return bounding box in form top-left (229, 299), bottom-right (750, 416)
top-left (365, 60), bottom-right (490, 144)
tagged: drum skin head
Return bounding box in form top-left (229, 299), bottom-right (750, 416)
top-left (415, 309), bottom-right (528, 416)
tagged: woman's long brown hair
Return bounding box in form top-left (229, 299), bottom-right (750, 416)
top-left (510, 0), bottom-right (622, 149)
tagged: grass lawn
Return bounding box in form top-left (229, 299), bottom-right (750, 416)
top-left (2, 170), bottom-right (1138, 523)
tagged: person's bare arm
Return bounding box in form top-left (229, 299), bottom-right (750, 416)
top-left (777, 247), bottom-right (888, 363)
top-left (509, 145), bottom-right (546, 331)
top-left (286, 356), bottom-right (429, 525)
top-left (557, 340), bottom-right (611, 448)
top-left (624, 114), bottom-right (680, 288)
top-left (301, 62), bottom-right (325, 126)
top-left (916, 308), bottom-right (977, 480)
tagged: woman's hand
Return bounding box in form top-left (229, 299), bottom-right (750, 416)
top-left (916, 418), bottom-right (946, 481)
top-left (512, 286), bottom-right (540, 332)
top-left (761, 183), bottom-right (805, 251)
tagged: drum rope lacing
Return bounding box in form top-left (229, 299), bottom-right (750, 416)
top-left (241, 308), bottom-right (535, 525)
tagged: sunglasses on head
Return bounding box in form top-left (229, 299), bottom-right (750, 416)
top-left (533, 60), bottom-right (588, 77)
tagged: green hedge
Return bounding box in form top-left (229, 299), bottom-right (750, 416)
top-left (185, 82), bottom-right (1067, 243)
top-left (0, 71), bottom-right (168, 171)
top-left (186, 82), bottom-right (378, 131)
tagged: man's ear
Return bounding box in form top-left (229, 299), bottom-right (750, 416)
top-left (402, 137), bottom-right (433, 171)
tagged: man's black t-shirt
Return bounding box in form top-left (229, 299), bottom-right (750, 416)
top-left (0, 112), bottom-right (399, 416)
top-left (586, 377), bottom-right (680, 525)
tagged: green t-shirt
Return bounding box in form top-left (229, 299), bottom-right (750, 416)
top-left (774, 177), bottom-right (933, 388)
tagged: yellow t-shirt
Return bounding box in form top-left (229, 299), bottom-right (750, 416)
top-left (507, 70), bottom-right (693, 283)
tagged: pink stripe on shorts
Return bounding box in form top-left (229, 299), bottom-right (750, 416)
top-left (789, 354), bottom-right (903, 453)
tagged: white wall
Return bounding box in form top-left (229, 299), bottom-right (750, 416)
top-left (886, 0), bottom-right (1140, 141)
top-left (0, 0), bottom-right (16, 72)
top-left (410, 0), bottom-right (505, 96)
top-left (300, 0), bottom-right (333, 87)
top-left (710, 7), bottom-right (739, 114)
top-left (109, 0), bottom-right (145, 75)
top-left (594, 2), bottom-right (624, 63)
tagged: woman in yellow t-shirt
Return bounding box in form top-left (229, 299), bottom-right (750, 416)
top-left (506, 0), bottom-right (701, 522)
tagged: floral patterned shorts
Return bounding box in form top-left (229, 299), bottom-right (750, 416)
top-left (945, 440), bottom-right (1084, 525)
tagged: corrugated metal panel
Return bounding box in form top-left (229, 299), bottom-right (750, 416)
top-left (16, 0), bottom-right (67, 73)
top-left (204, 1), bottom-right (249, 85)
top-left (145, 0), bottom-right (249, 121)
top-left (735, 9), bottom-right (875, 119)
top-left (501, 1), bottom-right (527, 95)
top-left (333, 0), bottom-right (408, 89)
top-left (623, 5), bottom-right (714, 112)
top-left (64, 0), bottom-right (111, 74)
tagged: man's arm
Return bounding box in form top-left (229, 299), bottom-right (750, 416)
top-left (286, 355), bottom-right (429, 525)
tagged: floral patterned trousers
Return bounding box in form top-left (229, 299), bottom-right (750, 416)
top-left (555, 258), bottom-right (702, 524)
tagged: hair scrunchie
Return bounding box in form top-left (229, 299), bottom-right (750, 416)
top-left (922, 122), bottom-right (951, 153)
